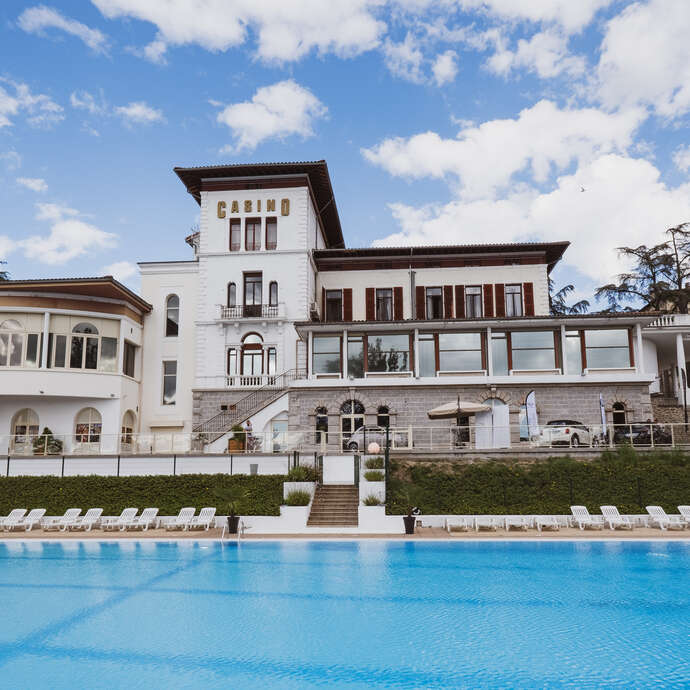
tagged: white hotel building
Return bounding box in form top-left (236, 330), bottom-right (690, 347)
top-left (1, 160), bottom-right (690, 454)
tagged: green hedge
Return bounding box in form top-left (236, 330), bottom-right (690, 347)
top-left (387, 447), bottom-right (690, 515)
top-left (0, 474), bottom-right (283, 516)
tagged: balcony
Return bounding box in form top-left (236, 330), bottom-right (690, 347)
top-left (646, 314), bottom-right (690, 328)
top-left (219, 304), bottom-right (283, 320)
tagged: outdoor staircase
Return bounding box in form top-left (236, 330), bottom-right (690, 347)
top-left (193, 368), bottom-right (305, 444)
top-left (307, 485), bottom-right (359, 527)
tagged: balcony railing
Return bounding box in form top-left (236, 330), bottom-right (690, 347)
top-left (219, 304), bottom-right (282, 319)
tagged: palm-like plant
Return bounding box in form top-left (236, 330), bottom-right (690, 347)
top-left (549, 280), bottom-right (590, 315)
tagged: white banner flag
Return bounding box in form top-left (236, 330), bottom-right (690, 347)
top-left (526, 390), bottom-right (539, 438)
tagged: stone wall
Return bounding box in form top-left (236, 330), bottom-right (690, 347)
top-left (192, 389), bottom-right (256, 427)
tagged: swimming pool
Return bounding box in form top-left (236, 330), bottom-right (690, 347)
top-left (1, 540), bottom-right (688, 688)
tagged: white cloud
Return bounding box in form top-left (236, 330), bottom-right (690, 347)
top-left (21, 203), bottom-right (116, 265)
top-left (0, 78), bottom-right (63, 128)
top-left (0, 235), bottom-right (16, 260)
top-left (17, 177), bottom-right (48, 192)
top-left (102, 260), bottom-right (137, 283)
top-left (70, 90), bottom-right (107, 115)
top-left (362, 100), bottom-right (645, 199)
top-left (383, 33), bottom-right (425, 83)
top-left (431, 50), bottom-right (458, 86)
top-left (91, 0), bottom-right (384, 63)
top-left (216, 80), bottom-right (327, 152)
top-left (673, 146), bottom-right (690, 174)
top-left (596, 0), bottom-right (690, 118)
top-left (114, 101), bottom-right (165, 125)
top-left (0, 151), bottom-right (22, 170)
top-left (18, 5), bottom-right (109, 53)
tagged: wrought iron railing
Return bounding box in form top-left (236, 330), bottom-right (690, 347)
top-left (219, 304), bottom-right (280, 319)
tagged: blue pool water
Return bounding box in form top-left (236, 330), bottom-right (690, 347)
top-left (1, 540), bottom-right (689, 688)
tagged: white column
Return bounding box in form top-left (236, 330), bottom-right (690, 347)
top-left (486, 327), bottom-right (492, 376)
top-left (40, 311), bottom-right (50, 368)
top-left (635, 323), bottom-right (644, 373)
top-left (413, 328), bottom-right (419, 377)
top-left (342, 328), bottom-right (348, 378)
top-left (307, 331), bottom-right (313, 378)
top-left (676, 333), bottom-right (686, 396)
top-left (560, 324), bottom-right (568, 375)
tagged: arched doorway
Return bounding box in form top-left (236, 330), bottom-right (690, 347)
top-left (10, 408), bottom-right (39, 454)
top-left (241, 333), bottom-right (264, 377)
top-left (612, 402), bottom-right (626, 433)
top-left (75, 407), bottom-right (102, 452)
top-left (121, 410), bottom-right (136, 452)
top-left (315, 406), bottom-right (328, 445)
top-left (340, 399), bottom-right (365, 447)
top-left (475, 398), bottom-right (511, 449)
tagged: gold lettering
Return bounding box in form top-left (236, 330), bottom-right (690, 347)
top-left (256, 199), bottom-right (261, 212)
top-left (266, 199), bottom-right (276, 212)
top-left (231, 200), bottom-right (239, 213)
top-left (244, 200), bottom-right (252, 212)
top-left (281, 198), bottom-right (290, 216)
top-left (217, 200), bottom-right (226, 219)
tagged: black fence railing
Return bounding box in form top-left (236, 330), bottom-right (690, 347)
top-left (220, 304), bottom-right (279, 319)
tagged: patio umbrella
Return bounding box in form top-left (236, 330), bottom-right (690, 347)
top-left (427, 398), bottom-right (491, 419)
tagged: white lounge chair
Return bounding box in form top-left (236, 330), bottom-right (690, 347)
top-left (445, 517), bottom-right (473, 533)
top-left (1, 509), bottom-right (27, 531)
top-left (679, 506), bottom-right (690, 525)
top-left (646, 506), bottom-right (687, 530)
top-left (475, 516), bottom-right (501, 531)
top-left (505, 515), bottom-right (532, 531)
top-left (102, 508), bottom-right (138, 531)
top-left (9, 508), bottom-right (46, 532)
top-left (600, 505), bottom-right (634, 530)
top-left (125, 508), bottom-right (159, 531)
top-left (70, 508), bottom-right (103, 531)
top-left (189, 507), bottom-right (216, 531)
top-left (164, 507), bottom-right (195, 531)
top-left (570, 506), bottom-right (604, 530)
top-left (535, 515), bottom-right (560, 532)
top-left (43, 509), bottom-right (81, 531)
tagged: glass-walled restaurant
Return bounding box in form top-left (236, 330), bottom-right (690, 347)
top-left (311, 327), bottom-right (636, 377)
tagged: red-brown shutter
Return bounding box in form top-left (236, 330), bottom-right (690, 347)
top-left (483, 284), bottom-right (494, 318)
top-left (523, 282), bottom-right (534, 316)
top-left (495, 283), bottom-right (505, 317)
top-left (443, 285), bottom-right (453, 319)
top-left (393, 286), bottom-right (403, 320)
top-left (343, 288), bottom-right (352, 321)
top-left (415, 285), bottom-right (425, 319)
top-left (365, 287), bottom-right (375, 321)
top-left (321, 287), bottom-right (326, 322)
top-left (455, 285), bottom-right (465, 318)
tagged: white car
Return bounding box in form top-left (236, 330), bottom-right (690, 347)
top-left (539, 420), bottom-right (595, 448)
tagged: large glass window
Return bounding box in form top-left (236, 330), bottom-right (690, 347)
top-left (511, 331), bottom-right (556, 370)
top-left (99, 337), bottom-right (118, 372)
top-left (340, 399), bottom-right (365, 442)
top-left (505, 284), bottom-right (523, 317)
top-left (491, 331), bottom-right (508, 375)
top-left (326, 290), bottom-right (343, 321)
top-left (245, 218), bottom-right (261, 251)
top-left (426, 287), bottom-right (443, 319)
top-left (162, 361), bottom-right (177, 405)
top-left (165, 295), bottom-right (179, 337)
top-left (25, 333), bottom-right (40, 368)
top-left (312, 336), bottom-right (341, 374)
top-left (244, 273), bottom-right (262, 316)
top-left (75, 407), bottom-right (102, 444)
top-left (70, 323), bottom-right (99, 370)
top-left (0, 319), bottom-right (29, 368)
top-left (419, 333), bottom-right (436, 376)
top-left (123, 341), bottom-right (136, 377)
top-left (438, 332), bottom-right (483, 371)
top-left (266, 346), bottom-right (277, 375)
top-left (229, 219), bottom-right (241, 251)
top-left (565, 330), bottom-right (583, 373)
top-left (376, 288), bottom-right (393, 321)
top-left (585, 329), bottom-right (631, 368)
top-left (269, 281), bottom-right (278, 307)
top-left (265, 217), bottom-right (277, 250)
top-left (347, 334), bottom-right (364, 378)
top-left (465, 286), bottom-right (482, 318)
top-left (367, 334), bottom-right (410, 372)
top-left (227, 282), bottom-right (236, 308)
top-left (227, 347), bottom-right (237, 375)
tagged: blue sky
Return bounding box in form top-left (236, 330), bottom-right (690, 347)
top-left (1, 1), bottom-right (689, 308)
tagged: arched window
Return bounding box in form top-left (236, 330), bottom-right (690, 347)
top-left (612, 402), bottom-right (626, 429)
top-left (75, 407), bottom-right (102, 444)
top-left (227, 282), bottom-right (236, 308)
top-left (340, 398), bottom-right (365, 443)
top-left (0, 319), bottom-right (22, 330)
top-left (70, 323), bottom-right (99, 370)
top-left (121, 410), bottom-right (136, 448)
top-left (10, 408), bottom-right (39, 453)
top-left (269, 281), bottom-right (278, 307)
top-left (165, 295), bottom-right (179, 337)
top-left (377, 405), bottom-right (390, 428)
top-left (315, 406), bottom-right (328, 444)
top-left (241, 332), bottom-right (264, 376)
top-left (72, 322), bottom-right (98, 334)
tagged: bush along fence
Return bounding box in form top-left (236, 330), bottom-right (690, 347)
top-left (386, 447), bottom-right (690, 515)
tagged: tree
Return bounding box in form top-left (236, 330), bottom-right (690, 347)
top-left (0, 261), bottom-right (8, 281)
top-left (595, 223), bottom-right (690, 312)
top-left (549, 279), bottom-right (590, 315)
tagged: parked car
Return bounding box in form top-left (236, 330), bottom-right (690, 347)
top-left (344, 426), bottom-right (388, 452)
top-left (539, 420), bottom-right (595, 447)
top-left (612, 423), bottom-right (672, 446)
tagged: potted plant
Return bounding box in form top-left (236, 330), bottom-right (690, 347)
top-left (228, 424), bottom-right (245, 452)
top-left (403, 508), bottom-right (416, 535)
top-left (33, 427), bottom-right (63, 456)
top-left (226, 501), bottom-right (240, 533)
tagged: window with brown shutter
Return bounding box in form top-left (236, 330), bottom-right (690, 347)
top-left (365, 288), bottom-right (375, 321)
top-left (415, 285), bottom-right (425, 319)
top-left (495, 283), bottom-right (505, 317)
top-left (483, 284), bottom-right (494, 318)
top-left (343, 288), bottom-right (352, 321)
top-left (443, 285), bottom-right (453, 319)
top-left (455, 285), bottom-right (465, 318)
top-left (523, 282), bottom-right (535, 316)
top-left (393, 286), bottom-right (403, 320)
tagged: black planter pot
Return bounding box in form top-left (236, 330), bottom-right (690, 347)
top-left (403, 515), bottom-right (416, 535)
top-left (227, 515), bottom-right (240, 534)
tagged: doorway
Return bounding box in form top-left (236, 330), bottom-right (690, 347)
top-left (475, 398), bottom-right (511, 449)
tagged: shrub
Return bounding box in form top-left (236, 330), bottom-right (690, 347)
top-left (362, 494), bottom-right (383, 506)
top-left (284, 490), bottom-right (311, 506)
top-left (32, 428), bottom-right (63, 455)
top-left (365, 457), bottom-right (384, 469)
top-left (364, 470), bottom-right (385, 482)
top-left (286, 465), bottom-right (317, 482)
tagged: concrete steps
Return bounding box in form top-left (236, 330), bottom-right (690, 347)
top-left (307, 485), bottom-right (359, 527)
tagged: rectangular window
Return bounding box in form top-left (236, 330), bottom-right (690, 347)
top-left (230, 219), bottom-right (241, 251)
top-left (505, 284), bottom-right (523, 317)
top-left (511, 331), bottom-right (556, 370)
top-left (8, 333), bottom-right (22, 367)
top-left (312, 336), bottom-right (341, 374)
top-left (163, 361), bottom-right (177, 405)
top-left (25, 333), bottom-right (39, 368)
top-left (0, 333), bottom-right (7, 366)
top-left (584, 329), bottom-right (631, 369)
top-left (54, 334), bottom-right (66, 368)
top-left (245, 218), bottom-right (261, 251)
top-left (438, 332), bottom-right (483, 371)
top-left (267, 347), bottom-right (277, 375)
top-left (491, 331), bottom-right (508, 375)
top-left (123, 341), bottom-right (136, 377)
top-left (419, 333), bottom-right (436, 377)
top-left (347, 334), bottom-right (364, 378)
top-left (85, 337), bottom-right (99, 370)
top-left (227, 347), bottom-right (237, 375)
top-left (100, 337), bottom-right (118, 372)
top-left (70, 336), bottom-right (83, 369)
top-left (325, 290), bottom-right (343, 321)
top-left (376, 288), bottom-right (393, 321)
top-left (265, 217), bottom-right (277, 250)
top-left (367, 334), bottom-right (410, 372)
top-left (425, 287), bottom-right (443, 319)
top-left (465, 286), bottom-right (482, 318)
top-left (244, 273), bottom-right (262, 316)
top-left (565, 330), bottom-right (583, 373)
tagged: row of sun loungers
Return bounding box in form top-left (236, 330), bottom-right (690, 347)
top-left (0, 507), bottom-right (217, 532)
top-left (445, 505), bottom-right (690, 532)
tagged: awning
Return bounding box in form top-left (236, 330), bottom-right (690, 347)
top-left (427, 401), bottom-right (491, 419)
